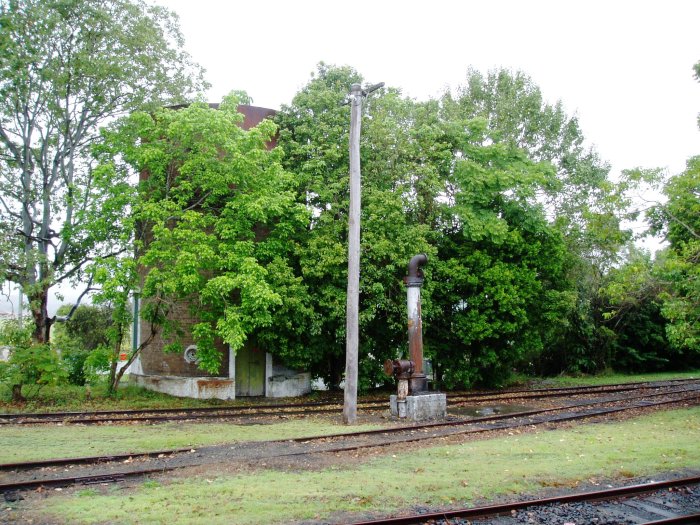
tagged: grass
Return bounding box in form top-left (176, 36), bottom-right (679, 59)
top-left (0, 382), bottom-right (243, 413)
top-left (0, 417), bottom-right (384, 463)
top-left (527, 370), bottom-right (699, 388)
top-left (3, 370), bottom-right (698, 413)
top-left (37, 406), bottom-right (700, 525)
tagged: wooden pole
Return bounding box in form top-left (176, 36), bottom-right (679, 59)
top-left (343, 83), bottom-right (363, 425)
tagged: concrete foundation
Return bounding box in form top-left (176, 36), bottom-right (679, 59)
top-left (130, 374), bottom-right (235, 400)
top-left (390, 393), bottom-right (447, 422)
top-left (268, 372), bottom-right (312, 398)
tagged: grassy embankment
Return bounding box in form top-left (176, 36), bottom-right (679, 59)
top-left (0, 418), bottom-right (385, 463)
top-left (2, 370), bottom-right (698, 412)
top-left (528, 370), bottom-right (698, 388)
top-left (30, 406), bottom-right (700, 525)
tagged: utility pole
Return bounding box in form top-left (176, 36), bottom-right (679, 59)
top-left (343, 82), bottom-right (383, 425)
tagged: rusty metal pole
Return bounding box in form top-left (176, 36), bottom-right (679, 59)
top-left (343, 83), bottom-right (363, 425)
top-left (406, 254), bottom-right (428, 393)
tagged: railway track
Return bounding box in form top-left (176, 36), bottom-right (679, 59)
top-left (2, 383), bottom-right (698, 495)
top-left (1, 378), bottom-right (696, 426)
top-left (345, 475), bottom-right (700, 524)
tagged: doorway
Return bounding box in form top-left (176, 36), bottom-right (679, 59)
top-left (235, 345), bottom-right (265, 396)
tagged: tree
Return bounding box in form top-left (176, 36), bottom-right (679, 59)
top-left (98, 95), bottom-right (309, 379)
top-left (424, 116), bottom-right (573, 387)
top-left (275, 64), bottom-right (435, 389)
top-left (450, 70), bottom-right (641, 377)
top-left (601, 248), bottom-right (673, 372)
top-left (52, 303), bottom-right (113, 385)
top-left (0, 0), bottom-right (207, 344)
top-left (440, 68), bottom-right (611, 225)
top-left (648, 157), bottom-right (700, 355)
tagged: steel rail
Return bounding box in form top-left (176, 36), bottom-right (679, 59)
top-left (0, 447), bottom-right (193, 471)
top-left (2, 378), bottom-right (696, 426)
top-left (2, 389), bottom-right (698, 493)
top-left (446, 378), bottom-right (700, 405)
top-left (285, 384), bottom-right (700, 443)
top-left (644, 515), bottom-right (700, 524)
top-left (0, 399), bottom-right (387, 424)
top-left (449, 376), bottom-right (697, 399)
top-left (344, 475), bottom-right (700, 525)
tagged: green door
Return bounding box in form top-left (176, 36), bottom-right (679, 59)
top-left (235, 345), bottom-right (265, 396)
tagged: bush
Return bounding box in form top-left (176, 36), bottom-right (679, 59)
top-left (52, 304), bottom-right (114, 385)
top-left (0, 321), bottom-right (66, 402)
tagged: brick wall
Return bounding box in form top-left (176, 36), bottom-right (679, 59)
top-left (139, 299), bottom-right (229, 377)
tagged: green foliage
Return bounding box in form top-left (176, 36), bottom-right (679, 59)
top-left (0, 0), bottom-right (207, 343)
top-left (52, 304), bottom-right (114, 385)
top-left (100, 94), bottom-right (308, 375)
top-left (275, 64), bottom-right (436, 388)
top-left (600, 248), bottom-right (675, 372)
top-left (275, 64), bottom-right (593, 389)
top-left (0, 321), bottom-right (65, 401)
top-left (651, 157), bottom-right (700, 354)
top-left (432, 68), bottom-right (627, 382)
top-left (428, 175), bottom-right (573, 387)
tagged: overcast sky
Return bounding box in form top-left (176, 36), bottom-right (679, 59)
top-left (161, 0), bottom-right (699, 176)
top-left (2, 0), bottom-right (698, 316)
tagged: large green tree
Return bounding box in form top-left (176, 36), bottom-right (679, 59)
top-left (649, 157), bottom-right (700, 355)
top-left (99, 95), bottom-right (309, 377)
top-left (276, 65), bottom-right (584, 389)
top-left (426, 117), bottom-right (573, 387)
top-left (275, 65), bottom-right (435, 388)
top-left (0, 0), bottom-right (206, 343)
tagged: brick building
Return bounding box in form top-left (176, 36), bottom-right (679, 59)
top-left (129, 105), bottom-right (311, 400)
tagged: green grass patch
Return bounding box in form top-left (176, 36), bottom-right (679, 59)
top-left (40, 406), bottom-right (700, 525)
top-left (0, 418), bottom-right (384, 463)
top-left (0, 382), bottom-right (237, 413)
top-left (527, 370), bottom-right (699, 388)
top-left (0, 381), bottom-right (345, 413)
top-left (2, 371), bottom-right (697, 413)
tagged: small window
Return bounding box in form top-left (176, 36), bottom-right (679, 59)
top-left (184, 345), bottom-right (198, 364)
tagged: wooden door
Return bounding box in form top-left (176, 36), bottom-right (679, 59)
top-left (235, 345), bottom-right (265, 396)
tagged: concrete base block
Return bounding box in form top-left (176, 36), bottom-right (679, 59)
top-left (130, 374), bottom-right (235, 400)
top-left (390, 393), bottom-right (447, 421)
top-left (267, 372), bottom-right (312, 398)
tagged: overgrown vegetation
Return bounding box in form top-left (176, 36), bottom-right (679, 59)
top-left (0, 321), bottom-right (65, 402)
top-left (37, 407), bottom-right (700, 525)
top-left (1, 0), bottom-right (699, 397)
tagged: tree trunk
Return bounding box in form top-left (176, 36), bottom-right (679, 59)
top-left (107, 343), bottom-right (120, 395)
top-left (11, 384), bottom-right (25, 403)
top-left (111, 323), bottom-right (157, 393)
top-left (29, 287), bottom-right (52, 344)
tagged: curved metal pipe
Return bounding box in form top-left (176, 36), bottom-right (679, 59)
top-left (406, 254), bottom-right (428, 286)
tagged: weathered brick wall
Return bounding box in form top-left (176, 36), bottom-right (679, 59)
top-left (137, 104), bottom-right (276, 380)
top-left (139, 299), bottom-right (229, 377)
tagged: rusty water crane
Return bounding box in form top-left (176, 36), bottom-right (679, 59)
top-left (384, 254), bottom-right (446, 421)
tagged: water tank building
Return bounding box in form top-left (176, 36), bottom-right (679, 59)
top-left (129, 104), bottom-right (311, 400)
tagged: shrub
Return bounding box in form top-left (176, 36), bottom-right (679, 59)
top-left (0, 321), bottom-right (66, 402)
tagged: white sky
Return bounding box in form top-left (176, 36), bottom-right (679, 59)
top-left (3, 0), bottom-right (699, 316)
top-left (161, 0), bottom-right (699, 176)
